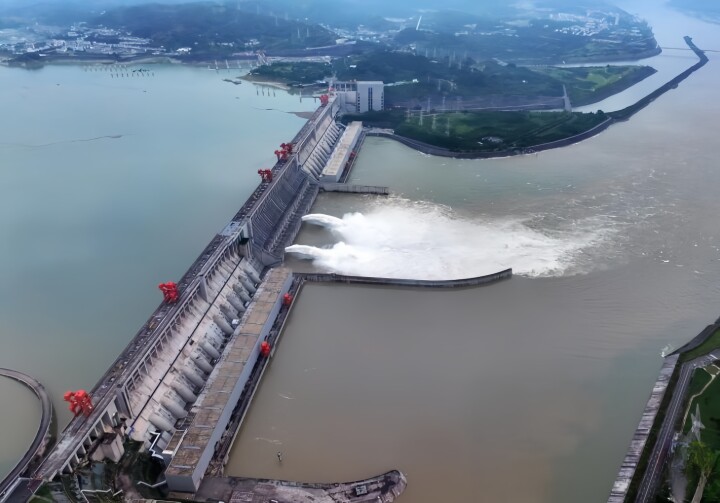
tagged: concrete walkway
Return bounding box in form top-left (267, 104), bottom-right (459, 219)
top-left (0, 368), bottom-right (54, 503)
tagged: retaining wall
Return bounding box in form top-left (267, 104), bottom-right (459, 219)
top-left (297, 268), bottom-right (512, 288)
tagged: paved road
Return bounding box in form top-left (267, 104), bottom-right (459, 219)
top-left (0, 369), bottom-right (53, 502)
top-left (635, 350), bottom-right (720, 502)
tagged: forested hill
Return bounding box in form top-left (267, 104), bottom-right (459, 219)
top-left (93, 3), bottom-right (338, 52)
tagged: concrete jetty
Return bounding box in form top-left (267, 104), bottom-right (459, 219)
top-left (0, 369), bottom-right (53, 503)
top-left (193, 470), bottom-right (407, 503)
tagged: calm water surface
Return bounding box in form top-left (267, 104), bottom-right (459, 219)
top-left (0, 64), bottom-right (314, 479)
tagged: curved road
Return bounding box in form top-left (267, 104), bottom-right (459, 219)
top-left (0, 369), bottom-right (53, 501)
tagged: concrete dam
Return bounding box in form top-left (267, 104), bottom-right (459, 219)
top-left (7, 94), bottom-right (508, 502)
top-left (17, 95), bottom-right (352, 495)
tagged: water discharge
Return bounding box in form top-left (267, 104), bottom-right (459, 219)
top-left (286, 199), bottom-right (613, 278)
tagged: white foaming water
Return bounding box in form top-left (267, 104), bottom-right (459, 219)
top-left (287, 201), bottom-right (613, 279)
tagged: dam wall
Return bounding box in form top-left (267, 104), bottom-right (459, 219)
top-left (297, 268), bottom-right (512, 288)
top-left (0, 369), bottom-right (53, 503)
top-left (34, 98), bottom-right (343, 483)
top-left (607, 355), bottom-right (679, 503)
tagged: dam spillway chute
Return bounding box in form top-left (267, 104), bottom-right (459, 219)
top-left (284, 244), bottom-right (324, 260)
top-left (302, 214), bottom-right (345, 229)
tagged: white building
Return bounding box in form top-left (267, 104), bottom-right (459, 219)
top-left (333, 81), bottom-right (384, 113)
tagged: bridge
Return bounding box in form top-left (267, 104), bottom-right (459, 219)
top-left (0, 369), bottom-right (53, 503)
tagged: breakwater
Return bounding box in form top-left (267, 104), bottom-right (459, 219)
top-left (609, 36), bottom-right (709, 122)
top-left (296, 268), bottom-right (512, 288)
top-left (371, 36), bottom-right (707, 160)
top-left (606, 355), bottom-right (679, 503)
top-left (0, 369), bottom-right (54, 503)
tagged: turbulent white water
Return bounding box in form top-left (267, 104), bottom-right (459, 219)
top-left (286, 199), bottom-right (613, 279)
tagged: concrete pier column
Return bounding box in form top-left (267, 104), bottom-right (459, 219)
top-left (213, 315), bottom-right (234, 336)
top-left (149, 412), bottom-right (174, 432)
top-left (193, 353), bottom-right (213, 373)
top-left (182, 366), bottom-right (205, 388)
top-left (202, 341), bottom-right (221, 359)
top-left (240, 275), bottom-right (256, 293)
top-left (162, 399), bottom-right (188, 419)
top-left (220, 303), bottom-right (238, 320)
top-left (234, 286), bottom-right (252, 304)
top-left (228, 294), bottom-right (246, 313)
top-left (172, 380), bottom-right (197, 403)
top-left (244, 267), bottom-right (261, 283)
top-left (192, 351), bottom-right (212, 374)
top-left (206, 331), bottom-right (224, 347)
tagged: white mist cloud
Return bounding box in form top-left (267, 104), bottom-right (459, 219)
top-left (286, 199), bottom-right (612, 279)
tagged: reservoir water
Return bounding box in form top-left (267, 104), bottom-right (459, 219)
top-left (0, 1), bottom-right (718, 501)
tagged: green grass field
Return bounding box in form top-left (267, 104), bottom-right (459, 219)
top-left (394, 110), bottom-right (607, 152)
top-left (535, 65), bottom-right (656, 106)
top-left (683, 370), bottom-right (720, 449)
top-left (681, 329), bottom-right (720, 363)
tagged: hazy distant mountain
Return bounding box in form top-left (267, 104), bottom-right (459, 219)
top-left (93, 2), bottom-right (337, 52)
